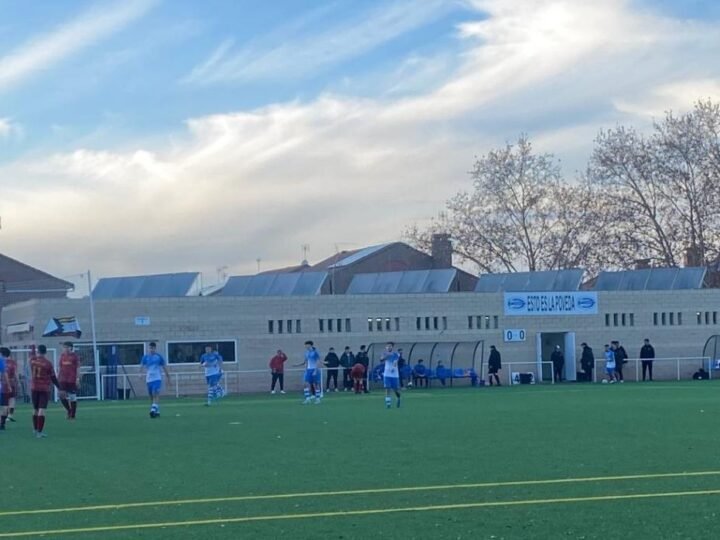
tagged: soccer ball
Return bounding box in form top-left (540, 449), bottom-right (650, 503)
top-left (407, 382), bottom-right (413, 388)
top-left (601, 379), bottom-right (608, 384)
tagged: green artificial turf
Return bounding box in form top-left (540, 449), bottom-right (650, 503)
top-left (2, 382), bottom-right (720, 539)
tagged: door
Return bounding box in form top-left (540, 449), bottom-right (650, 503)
top-left (564, 332), bottom-right (577, 381)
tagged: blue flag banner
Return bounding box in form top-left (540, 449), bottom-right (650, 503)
top-left (42, 316), bottom-right (82, 338)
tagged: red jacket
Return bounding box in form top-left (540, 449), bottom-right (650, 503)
top-left (269, 353), bottom-right (287, 373)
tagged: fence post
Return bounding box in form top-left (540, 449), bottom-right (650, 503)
top-left (635, 359), bottom-right (639, 382)
top-left (676, 359), bottom-right (680, 381)
top-left (175, 374), bottom-right (179, 398)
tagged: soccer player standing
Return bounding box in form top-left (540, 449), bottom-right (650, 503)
top-left (30, 345), bottom-right (58, 438)
top-left (58, 342), bottom-right (81, 419)
top-left (1, 348), bottom-right (18, 422)
top-left (0, 352), bottom-right (9, 431)
top-left (200, 345), bottom-right (224, 406)
top-left (303, 341), bottom-right (321, 404)
top-left (141, 342), bottom-right (171, 418)
top-left (382, 342), bottom-right (401, 409)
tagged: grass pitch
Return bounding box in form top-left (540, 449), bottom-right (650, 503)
top-left (2, 382), bottom-right (720, 539)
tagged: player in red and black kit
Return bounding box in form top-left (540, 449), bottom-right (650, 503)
top-left (58, 342), bottom-right (81, 419)
top-left (1, 348), bottom-right (19, 422)
top-left (30, 345), bottom-right (58, 438)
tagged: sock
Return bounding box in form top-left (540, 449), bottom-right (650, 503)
top-left (1, 415), bottom-right (6, 427)
top-left (70, 401), bottom-right (77, 418)
top-left (207, 386), bottom-right (213, 403)
top-left (385, 396), bottom-right (392, 407)
top-left (304, 388), bottom-right (310, 400)
top-left (60, 398), bottom-right (70, 412)
top-left (395, 391), bottom-right (401, 399)
top-left (38, 416), bottom-right (45, 432)
top-left (32, 414), bottom-right (38, 430)
top-left (314, 386), bottom-right (321, 398)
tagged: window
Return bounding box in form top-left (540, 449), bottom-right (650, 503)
top-left (296, 319), bottom-right (302, 333)
top-left (606, 314), bottom-right (611, 327)
top-left (425, 317), bottom-right (430, 330)
top-left (629, 313), bottom-right (635, 327)
top-left (714, 312), bottom-right (718, 325)
top-left (653, 313), bottom-right (658, 326)
top-left (278, 320), bottom-right (284, 334)
top-left (416, 317), bottom-right (421, 331)
top-left (477, 316), bottom-right (482, 329)
top-left (328, 319), bottom-right (334, 333)
top-left (485, 316), bottom-right (490, 330)
top-left (669, 312), bottom-right (674, 326)
top-left (287, 320), bottom-right (293, 334)
top-left (706, 312), bottom-right (710, 325)
top-left (376, 318), bottom-right (382, 331)
top-left (268, 320), bottom-right (274, 334)
top-left (345, 318), bottom-right (351, 333)
top-left (493, 316), bottom-right (499, 329)
top-left (433, 317), bottom-right (439, 330)
top-left (468, 316), bottom-right (473, 330)
top-left (676, 313), bottom-right (681, 326)
top-left (661, 312), bottom-right (666, 326)
top-left (697, 312), bottom-right (702, 324)
top-left (319, 319), bottom-right (325, 333)
top-left (442, 317), bottom-right (448, 331)
top-left (613, 313), bottom-right (619, 326)
top-left (370, 318), bottom-right (375, 332)
top-left (385, 318), bottom-right (391, 331)
top-left (76, 342), bottom-right (145, 366)
top-left (167, 341), bottom-right (237, 364)
top-left (394, 317), bottom-right (400, 331)
top-left (337, 318), bottom-right (343, 332)
top-left (620, 313), bottom-right (626, 326)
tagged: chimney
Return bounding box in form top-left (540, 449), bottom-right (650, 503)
top-left (685, 246), bottom-right (702, 267)
top-left (431, 233), bottom-right (453, 268)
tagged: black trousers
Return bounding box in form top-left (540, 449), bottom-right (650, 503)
top-left (342, 368), bottom-right (352, 389)
top-left (553, 364), bottom-right (564, 382)
top-left (271, 373), bottom-right (284, 391)
top-left (616, 362), bottom-right (624, 381)
top-left (413, 375), bottom-right (427, 388)
top-left (642, 360), bottom-right (653, 381)
top-left (326, 369), bottom-right (339, 389)
top-left (583, 367), bottom-right (593, 382)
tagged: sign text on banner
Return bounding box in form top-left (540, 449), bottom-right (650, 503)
top-left (504, 292), bottom-right (598, 316)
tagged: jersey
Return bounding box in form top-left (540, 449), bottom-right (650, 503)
top-left (30, 356), bottom-right (56, 392)
top-left (305, 348), bottom-right (320, 370)
top-left (141, 353), bottom-right (166, 382)
top-left (605, 350), bottom-right (616, 369)
top-left (58, 352), bottom-right (81, 383)
top-left (383, 351), bottom-right (400, 378)
top-left (200, 352), bottom-right (223, 376)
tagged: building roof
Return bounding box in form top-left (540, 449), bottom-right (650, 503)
top-left (92, 272), bottom-right (201, 299)
top-left (310, 243), bottom-right (396, 270)
top-left (346, 269), bottom-right (461, 294)
top-left (475, 269), bottom-right (584, 293)
top-left (0, 253), bottom-right (73, 293)
top-left (593, 267), bottom-right (706, 291)
top-left (218, 272), bottom-right (328, 296)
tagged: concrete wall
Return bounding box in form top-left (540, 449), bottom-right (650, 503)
top-left (3, 289), bottom-right (719, 394)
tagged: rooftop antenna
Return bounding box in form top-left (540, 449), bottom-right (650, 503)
top-left (256, 258), bottom-right (262, 273)
top-left (216, 265), bottom-right (228, 284)
top-left (301, 244), bottom-right (310, 266)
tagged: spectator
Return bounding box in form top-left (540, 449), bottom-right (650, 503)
top-left (436, 360), bottom-right (447, 386)
top-left (640, 338), bottom-right (655, 382)
top-left (340, 346), bottom-right (355, 391)
top-left (551, 345), bottom-right (565, 382)
top-left (324, 347), bottom-right (340, 392)
top-left (269, 349), bottom-right (287, 394)
top-left (612, 341), bottom-right (628, 383)
top-left (356, 345), bottom-right (370, 393)
top-left (580, 343), bottom-right (595, 382)
top-left (412, 359), bottom-right (428, 388)
top-left (693, 367), bottom-right (709, 380)
top-left (487, 345), bottom-right (502, 386)
top-left (398, 348), bottom-right (407, 388)
top-left (604, 344), bottom-right (616, 383)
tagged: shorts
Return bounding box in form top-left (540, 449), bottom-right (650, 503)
top-left (31, 390), bottom-right (50, 410)
top-left (146, 380), bottom-right (162, 395)
top-left (384, 376), bottom-right (399, 390)
top-left (488, 366), bottom-right (499, 375)
top-left (58, 382), bottom-right (78, 393)
top-left (0, 393), bottom-right (8, 406)
top-left (5, 384), bottom-right (16, 399)
top-left (304, 369), bottom-right (319, 384)
top-left (351, 366), bottom-right (365, 378)
top-left (206, 373), bottom-right (222, 386)
top-left (606, 367), bottom-right (615, 377)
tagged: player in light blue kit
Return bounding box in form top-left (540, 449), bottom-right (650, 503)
top-left (303, 340), bottom-right (322, 404)
top-left (200, 345), bottom-right (224, 406)
top-left (382, 342), bottom-right (402, 409)
top-left (141, 342), bottom-right (171, 418)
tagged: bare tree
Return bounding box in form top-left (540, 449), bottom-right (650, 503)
top-left (406, 136), bottom-right (611, 274)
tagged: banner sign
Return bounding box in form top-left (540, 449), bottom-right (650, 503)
top-left (42, 316), bottom-right (82, 338)
top-left (504, 292), bottom-right (598, 316)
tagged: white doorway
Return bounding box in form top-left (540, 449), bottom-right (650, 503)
top-left (536, 332), bottom-right (577, 382)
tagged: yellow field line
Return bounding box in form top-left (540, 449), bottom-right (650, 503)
top-left (1, 470), bottom-right (719, 517)
top-left (2, 488), bottom-right (720, 538)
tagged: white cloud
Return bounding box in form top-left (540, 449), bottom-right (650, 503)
top-left (1, 0), bottom-right (719, 279)
top-left (0, 118), bottom-right (23, 140)
top-left (183, 0), bottom-right (452, 84)
top-left (0, 0), bottom-right (158, 91)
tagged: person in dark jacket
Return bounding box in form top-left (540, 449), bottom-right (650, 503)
top-left (551, 345), bottom-right (565, 382)
top-left (340, 346), bottom-right (355, 391)
top-left (356, 345), bottom-right (370, 393)
top-left (580, 343), bottom-right (595, 382)
top-left (640, 338), bottom-right (655, 381)
top-left (324, 348), bottom-right (340, 392)
top-left (412, 359), bottom-right (428, 388)
top-left (487, 345), bottom-right (502, 386)
top-left (612, 341), bottom-right (628, 382)
top-left (397, 348), bottom-right (407, 388)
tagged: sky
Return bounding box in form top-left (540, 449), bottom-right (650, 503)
top-left (0, 0), bottom-right (719, 292)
